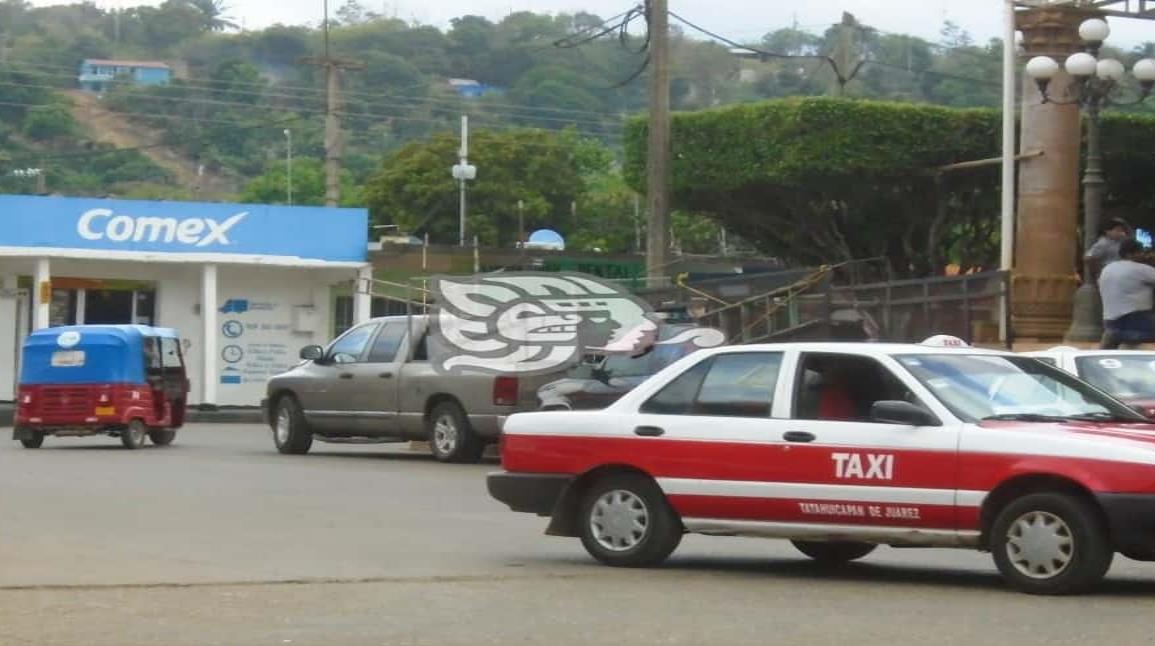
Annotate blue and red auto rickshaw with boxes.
[13,325,189,450]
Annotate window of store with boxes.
[48,287,156,327]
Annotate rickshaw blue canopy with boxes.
[19,325,181,386]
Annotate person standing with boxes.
[1099,239,1155,350]
[1085,218,1131,281]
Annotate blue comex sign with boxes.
[0,195,368,262]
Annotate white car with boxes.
[1022,347,1155,417]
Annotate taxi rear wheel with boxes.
[792,541,877,563]
[273,396,313,455]
[121,419,148,450]
[578,473,682,567]
[990,492,1113,595]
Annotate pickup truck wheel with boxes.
[273,396,313,455]
[121,419,148,450]
[428,401,484,464]
[791,541,876,563]
[990,492,1113,595]
[148,429,177,446]
[18,429,44,449]
[578,473,682,568]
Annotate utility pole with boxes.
[645,0,671,288]
[826,12,863,95]
[36,159,46,195]
[517,199,525,248]
[300,0,362,207]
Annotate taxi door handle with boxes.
[634,426,665,437]
[339,373,355,380]
[783,431,816,443]
[378,372,394,379]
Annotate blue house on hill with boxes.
[78,59,171,92]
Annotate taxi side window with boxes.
[794,353,925,423]
[641,352,783,418]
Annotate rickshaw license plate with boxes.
[95,406,115,416]
[51,350,86,367]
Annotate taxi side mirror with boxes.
[300,345,324,362]
[871,400,936,427]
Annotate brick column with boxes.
[1011,8,1093,341]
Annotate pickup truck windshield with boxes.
[895,354,1143,423]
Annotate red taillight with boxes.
[20,393,32,405]
[493,376,519,407]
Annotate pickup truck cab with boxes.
[265,315,557,463]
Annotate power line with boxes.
[0,75,626,130]
[0,99,619,166]
[0,59,626,120]
[667,11,1003,91]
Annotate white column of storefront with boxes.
[353,265,373,325]
[32,258,50,330]
[201,264,218,407]
[0,275,19,400]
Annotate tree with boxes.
[240,157,362,207]
[23,104,75,140]
[364,129,607,246]
[185,0,237,32]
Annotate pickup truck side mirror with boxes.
[299,345,325,362]
[871,400,936,427]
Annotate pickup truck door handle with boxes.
[634,426,665,437]
[783,431,816,443]
[378,372,394,379]
[338,373,354,380]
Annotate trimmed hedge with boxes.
[624,97,1155,274]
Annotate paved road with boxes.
[3,425,1155,646]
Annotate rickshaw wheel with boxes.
[19,431,44,449]
[121,419,148,450]
[149,429,177,446]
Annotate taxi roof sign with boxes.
[921,334,969,348]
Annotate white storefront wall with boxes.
[0,257,361,406]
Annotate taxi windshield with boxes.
[895,353,1142,423]
[1074,354,1155,401]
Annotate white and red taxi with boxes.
[1023,347,1155,418]
[488,339,1155,595]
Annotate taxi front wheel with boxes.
[990,492,1113,595]
[578,473,682,568]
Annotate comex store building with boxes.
[0,194,372,407]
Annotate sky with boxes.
[30,0,1155,46]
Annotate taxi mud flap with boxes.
[12,427,35,441]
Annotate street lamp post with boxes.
[451,115,477,247]
[1025,18,1155,343]
[283,128,293,205]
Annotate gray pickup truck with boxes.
[263,315,558,463]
